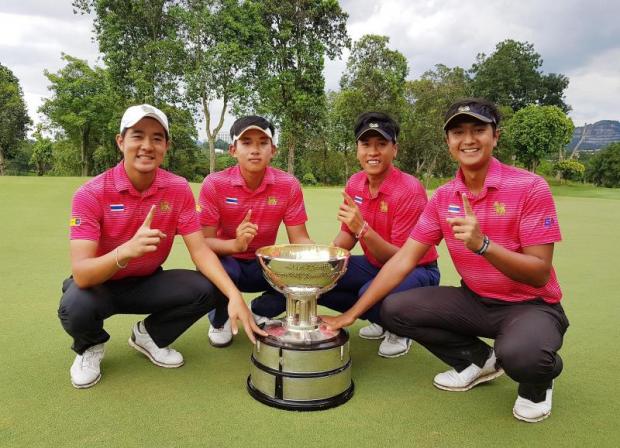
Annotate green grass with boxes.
[1,177,619,447]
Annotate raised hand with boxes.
[121,205,167,260]
[446,194,484,252]
[337,192,365,235]
[234,209,258,252]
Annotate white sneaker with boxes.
[359,323,385,339]
[70,343,105,389]
[128,321,184,368]
[513,386,553,423]
[252,312,277,327]
[433,350,504,392]
[208,319,233,347]
[378,332,412,358]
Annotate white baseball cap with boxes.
[120,104,170,137]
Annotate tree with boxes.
[30,125,54,176]
[0,63,31,175]
[40,54,120,176]
[256,0,349,174]
[176,0,267,173]
[586,142,620,188]
[399,64,470,180]
[73,0,185,104]
[554,159,585,183]
[503,105,574,172]
[327,35,407,180]
[470,39,570,113]
[339,34,408,117]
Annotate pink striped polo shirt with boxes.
[411,157,563,303]
[199,165,308,260]
[341,166,438,268]
[70,162,201,280]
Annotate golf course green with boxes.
[1,176,618,447]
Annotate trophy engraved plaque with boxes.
[247,244,354,410]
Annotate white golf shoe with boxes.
[378,332,412,358]
[208,319,233,347]
[433,350,504,392]
[128,321,184,367]
[70,343,105,389]
[513,385,553,423]
[359,323,386,339]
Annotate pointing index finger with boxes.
[242,209,252,223]
[142,205,156,228]
[341,191,356,207]
[462,194,474,217]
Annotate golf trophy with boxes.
[247,244,354,411]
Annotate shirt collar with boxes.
[454,157,502,196]
[362,165,398,198]
[112,161,166,197]
[230,165,275,192]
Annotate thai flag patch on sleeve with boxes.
[225,197,239,205]
[354,195,363,205]
[448,204,461,214]
[110,204,125,212]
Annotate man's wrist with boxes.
[355,221,370,240]
[474,235,490,255]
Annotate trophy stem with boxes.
[285,293,319,331]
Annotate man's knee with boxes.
[380,292,419,334]
[181,271,221,312]
[58,286,102,333]
[496,339,562,382]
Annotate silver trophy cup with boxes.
[247,244,355,411]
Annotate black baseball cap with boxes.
[354,112,399,143]
[443,102,498,130]
[230,115,275,143]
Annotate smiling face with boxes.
[116,117,169,188]
[230,128,276,176]
[445,120,499,172]
[356,132,398,182]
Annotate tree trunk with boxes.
[287,139,295,175]
[202,95,227,174]
[209,138,216,173]
[0,147,5,176]
[81,130,88,177]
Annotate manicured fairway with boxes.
[1,176,619,447]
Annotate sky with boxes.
[1,0,618,138]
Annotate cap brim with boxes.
[443,112,494,130]
[356,127,395,142]
[233,125,273,142]
[123,113,169,135]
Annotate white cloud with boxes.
[1,0,619,135]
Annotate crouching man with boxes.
[58,104,265,388]
[323,98,569,423]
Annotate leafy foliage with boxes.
[503,105,574,171]
[554,159,585,182]
[0,63,31,175]
[586,142,620,187]
[255,0,349,174]
[470,39,570,113]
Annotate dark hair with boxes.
[444,98,501,132]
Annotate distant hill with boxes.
[567,120,620,152]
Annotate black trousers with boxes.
[381,284,569,402]
[58,269,225,354]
